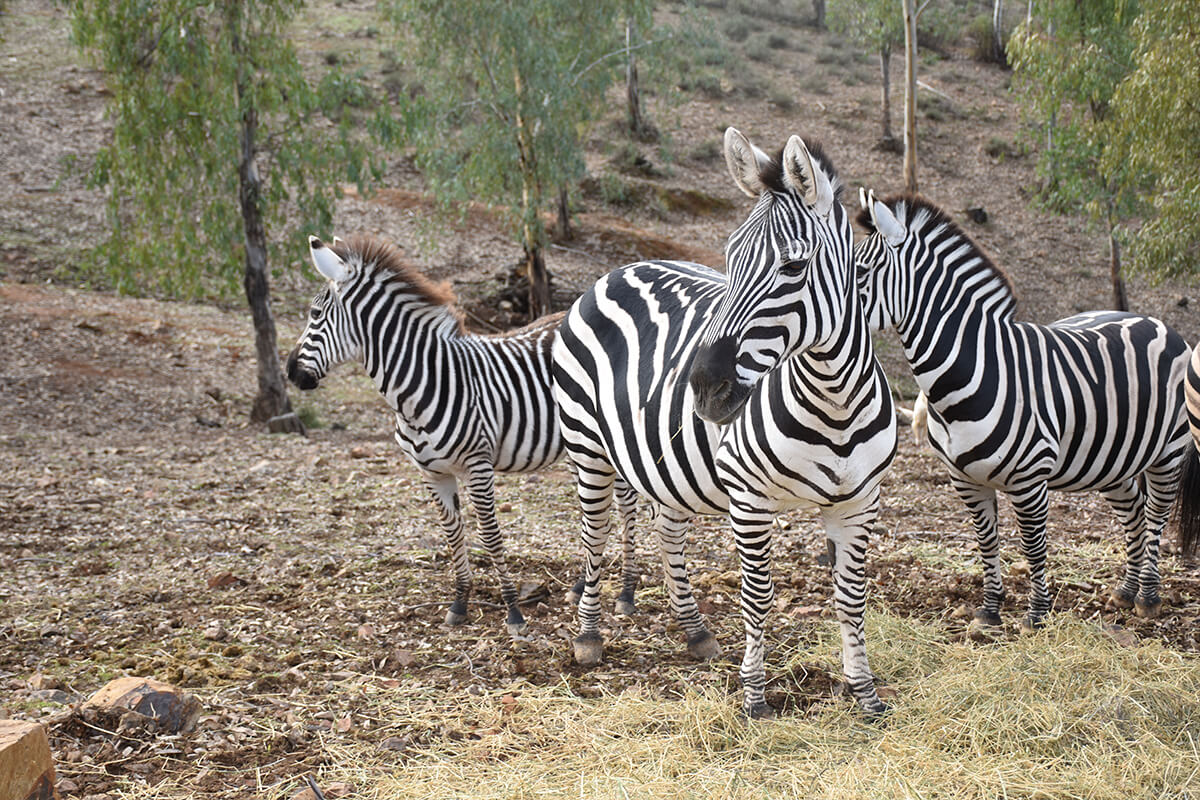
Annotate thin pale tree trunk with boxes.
[902,0,919,193]
[229,6,296,427]
[626,20,646,139]
[557,184,572,241]
[514,68,551,318]
[1107,206,1128,312]
[879,47,894,144]
[992,0,1004,62]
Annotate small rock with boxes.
[1103,623,1138,648]
[392,649,415,668]
[30,689,70,704]
[356,624,376,640]
[380,736,409,752]
[59,777,79,793]
[1009,561,1030,576]
[29,674,64,691]
[268,413,306,435]
[0,720,57,800]
[949,603,974,620]
[202,621,227,641]
[289,789,320,800]
[498,502,513,513]
[349,445,373,459]
[81,677,201,734]
[207,571,241,590]
[325,782,354,798]
[789,605,824,619]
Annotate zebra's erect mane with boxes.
[758,139,845,203]
[331,234,461,312]
[856,194,1018,305]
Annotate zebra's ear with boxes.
[782,135,834,217]
[309,236,349,283]
[724,127,772,198]
[868,193,906,246]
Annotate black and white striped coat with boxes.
[554,130,897,717]
[855,192,1196,626]
[286,234,637,634]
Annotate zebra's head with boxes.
[853,189,910,332]
[285,236,362,391]
[688,127,851,425]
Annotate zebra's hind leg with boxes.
[613,477,641,616]
[572,465,617,666]
[1010,483,1052,630]
[951,479,1004,629]
[822,497,886,717]
[424,473,472,627]
[653,505,719,662]
[1100,478,1147,613]
[463,462,527,636]
[1135,460,1185,618]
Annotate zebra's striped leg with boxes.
[463,462,526,636]
[1100,478,1147,612]
[951,479,1004,627]
[424,473,472,627]
[1010,483,1052,630]
[653,505,719,661]
[614,478,640,617]
[1135,462,1183,618]
[572,466,616,666]
[729,499,776,719]
[822,500,886,717]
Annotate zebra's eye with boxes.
[780,258,808,275]
[309,307,321,321]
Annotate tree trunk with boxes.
[626,20,646,139]
[812,0,826,30]
[557,184,572,241]
[229,6,296,427]
[1108,217,1128,312]
[902,0,919,193]
[514,68,551,318]
[879,47,895,145]
[992,0,1005,62]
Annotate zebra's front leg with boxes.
[1010,482,1052,630]
[613,477,641,616]
[463,462,526,636]
[730,500,776,719]
[424,473,472,627]
[822,500,886,717]
[572,467,615,666]
[1100,478,1148,614]
[951,479,1004,628]
[654,505,719,661]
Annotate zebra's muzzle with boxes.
[285,348,321,391]
[689,336,753,425]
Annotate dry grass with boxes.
[178,612,1200,800]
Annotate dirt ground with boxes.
[2,1,1199,798]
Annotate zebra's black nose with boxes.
[689,336,751,425]
[285,348,319,390]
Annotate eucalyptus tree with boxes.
[69,0,393,424]
[386,0,644,318]
[828,0,905,149]
[1009,0,1142,310]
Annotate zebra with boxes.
[553,128,897,718]
[285,234,641,636]
[854,190,1199,630]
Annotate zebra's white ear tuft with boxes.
[870,198,906,246]
[782,135,833,217]
[332,235,346,247]
[310,235,349,283]
[724,127,772,198]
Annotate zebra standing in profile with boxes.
[854,191,1198,630]
[286,234,640,635]
[554,129,897,718]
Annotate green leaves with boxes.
[67,0,389,300]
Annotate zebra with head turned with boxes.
[286,234,641,636]
[554,128,897,718]
[854,191,1199,631]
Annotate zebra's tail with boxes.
[1176,450,1200,557]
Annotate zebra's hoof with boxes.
[1134,598,1162,619]
[860,697,889,721]
[505,609,528,637]
[614,598,637,617]
[743,702,776,721]
[1019,613,1047,632]
[686,630,722,661]
[1109,589,1136,610]
[972,607,1003,627]
[967,618,1000,642]
[445,608,468,626]
[573,633,604,667]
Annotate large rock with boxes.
[80,677,200,734]
[0,720,59,800]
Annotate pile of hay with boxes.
[321,612,1199,799]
